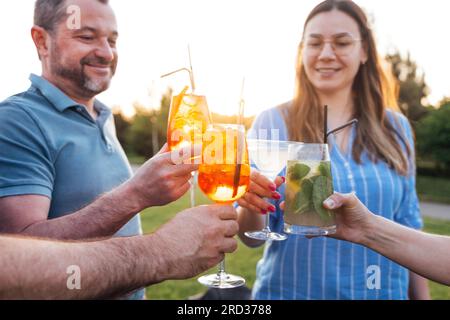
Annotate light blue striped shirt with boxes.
[247,103,423,300]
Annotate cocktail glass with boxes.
[244,139,301,241]
[284,143,336,236]
[167,88,212,207]
[197,124,250,288]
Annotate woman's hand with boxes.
[280,192,375,243]
[322,192,374,243]
[237,170,284,215]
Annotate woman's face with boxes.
[302,10,367,95]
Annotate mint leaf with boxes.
[318,161,332,178]
[288,163,310,185]
[292,178,313,214]
[312,176,334,221]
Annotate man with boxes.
[0,205,239,299]
[322,193,450,287]
[0,0,218,299]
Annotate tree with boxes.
[125,89,172,159]
[385,51,429,123]
[112,108,132,153]
[155,88,172,145]
[416,101,450,173]
[126,102,155,158]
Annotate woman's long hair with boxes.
[283,0,410,175]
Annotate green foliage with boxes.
[113,89,172,160]
[113,111,132,153]
[384,51,450,177]
[126,104,155,158]
[385,51,429,123]
[417,174,450,205]
[113,88,255,161]
[416,102,450,172]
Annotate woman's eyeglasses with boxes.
[303,34,363,56]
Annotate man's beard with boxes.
[50,45,117,97]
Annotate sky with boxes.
[0,0,449,117]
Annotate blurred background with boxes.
[0,0,449,299]
[0,0,448,171]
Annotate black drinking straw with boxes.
[327,119,358,138]
[232,145,242,198]
[323,105,358,142]
[324,105,328,143]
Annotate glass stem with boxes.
[189,173,196,208]
[264,211,271,232]
[263,198,271,233]
[218,259,226,279]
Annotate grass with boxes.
[422,217,450,299]
[141,189,264,300]
[127,153,147,166]
[417,175,450,204]
[141,187,450,300]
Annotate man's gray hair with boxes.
[34,0,109,33]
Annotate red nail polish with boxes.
[269,205,276,213]
[269,184,277,192]
[272,193,281,200]
[281,176,286,183]
[261,209,267,215]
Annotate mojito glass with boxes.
[284,143,336,236]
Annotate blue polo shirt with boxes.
[0,74,144,298]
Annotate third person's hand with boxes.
[280,192,374,242]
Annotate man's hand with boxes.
[150,205,239,280]
[322,192,374,243]
[125,144,200,211]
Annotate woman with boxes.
[237,0,430,299]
